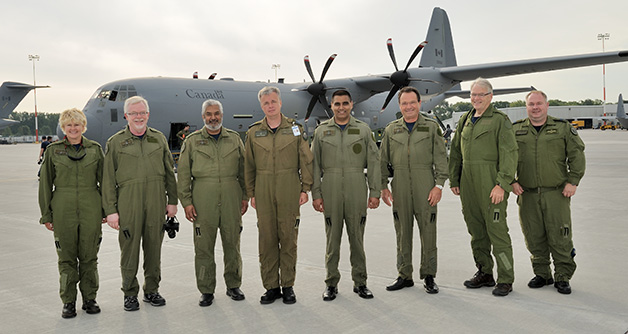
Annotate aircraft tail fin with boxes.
[617,94,626,119]
[0,81,48,119]
[419,7,457,68]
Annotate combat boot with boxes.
[464,270,496,288]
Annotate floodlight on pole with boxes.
[28,54,40,142]
[597,33,610,104]
[271,64,281,83]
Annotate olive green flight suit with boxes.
[311,116,381,287]
[380,115,448,280]
[102,126,178,296]
[244,115,313,290]
[449,105,518,284]
[177,127,247,294]
[38,136,104,303]
[513,116,585,282]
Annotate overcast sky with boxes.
[3,0,628,114]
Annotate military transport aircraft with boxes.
[0,81,50,130]
[68,7,627,149]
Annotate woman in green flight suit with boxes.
[38,108,105,319]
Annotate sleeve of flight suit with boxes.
[432,125,449,187]
[162,135,178,205]
[379,126,391,189]
[244,130,256,198]
[298,126,314,193]
[177,139,193,208]
[310,128,323,200]
[365,128,381,198]
[565,124,586,186]
[38,145,56,224]
[237,135,248,201]
[495,114,518,193]
[448,112,467,188]
[102,139,118,216]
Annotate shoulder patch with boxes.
[570,127,578,135]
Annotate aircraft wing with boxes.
[445,86,535,99]
[440,51,628,82]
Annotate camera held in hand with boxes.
[163,216,180,239]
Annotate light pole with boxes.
[597,33,610,104]
[28,54,40,142]
[271,64,281,83]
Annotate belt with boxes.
[523,185,562,194]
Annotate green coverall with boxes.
[177,127,247,294]
[380,115,448,280]
[38,136,104,303]
[449,105,518,284]
[513,116,585,282]
[311,116,381,287]
[244,115,313,290]
[102,126,178,296]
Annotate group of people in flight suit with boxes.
[38,77,585,319]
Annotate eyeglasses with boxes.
[127,111,148,117]
[470,92,492,98]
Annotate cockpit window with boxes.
[92,85,138,102]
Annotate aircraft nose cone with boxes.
[83,111,103,145]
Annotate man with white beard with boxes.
[177,99,249,307]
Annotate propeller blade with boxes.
[208,73,217,80]
[317,94,332,118]
[387,38,399,71]
[304,55,316,83]
[305,95,318,120]
[404,41,428,72]
[381,86,400,112]
[319,54,337,83]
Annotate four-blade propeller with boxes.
[381,38,428,111]
[294,54,345,120]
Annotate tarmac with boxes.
[0,129,627,333]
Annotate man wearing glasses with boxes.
[102,96,178,311]
[449,78,518,297]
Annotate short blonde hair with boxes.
[59,108,87,134]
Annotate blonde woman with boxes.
[38,108,105,318]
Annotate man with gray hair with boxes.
[448,78,518,297]
[244,86,313,305]
[102,96,178,311]
[177,99,248,306]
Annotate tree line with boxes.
[1,112,60,137]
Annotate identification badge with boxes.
[292,125,301,136]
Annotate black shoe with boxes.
[386,277,414,291]
[322,286,338,301]
[260,288,282,305]
[143,292,166,306]
[226,288,245,301]
[124,296,140,311]
[199,293,214,307]
[528,275,554,288]
[424,275,439,294]
[282,287,297,304]
[492,283,513,296]
[353,285,374,299]
[82,299,101,314]
[62,302,77,319]
[464,271,496,288]
[554,281,572,294]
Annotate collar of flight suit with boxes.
[327,115,360,129]
[259,114,293,131]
